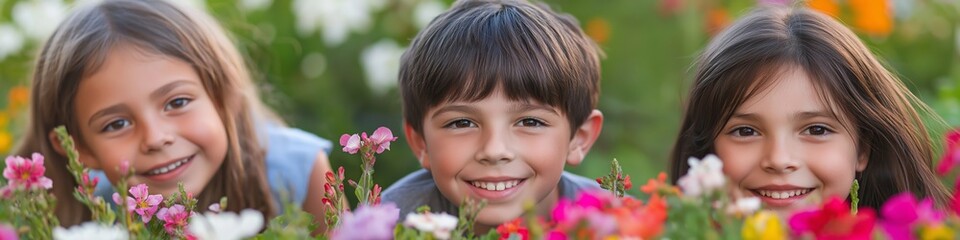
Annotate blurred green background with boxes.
[0,0,957,201]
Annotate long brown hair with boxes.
[669,6,951,210]
[14,0,275,225]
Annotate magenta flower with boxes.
[112,183,163,223]
[367,126,398,154]
[0,223,16,240]
[789,197,876,240]
[936,129,960,175]
[3,153,53,190]
[158,204,191,235]
[880,193,945,240]
[330,203,400,240]
[339,133,361,154]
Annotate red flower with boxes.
[496,218,529,240]
[789,197,876,240]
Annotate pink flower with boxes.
[158,204,191,235]
[339,134,361,154]
[112,184,163,223]
[3,153,53,190]
[789,197,876,240]
[880,193,945,240]
[330,203,400,240]
[208,203,221,213]
[936,129,960,175]
[0,223,17,240]
[367,126,398,154]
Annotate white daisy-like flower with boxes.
[188,209,264,240]
[12,0,67,41]
[53,222,128,240]
[361,39,405,95]
[0,24,25,61]
[403,212,459,240]
[413,0,447,29]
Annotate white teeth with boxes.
[146,158,190,175]
[758,189,811,199]
[471,180,520,192]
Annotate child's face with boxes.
[407,90,591,227]
[71,45,228,196]
[714,67,867,214]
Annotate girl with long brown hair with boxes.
[670,6,951,213]
[14,0,333,228]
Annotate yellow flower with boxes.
[807,0,840,19]
[742,211,786,240]
[0,131,11,154]
[920,224,954,240]
[850,0,893,36]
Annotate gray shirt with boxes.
[381,169,601,220]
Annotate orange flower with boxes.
[707,8,730,36]
[7,86,29,110]
[616,195,668,238]
[641,172,679,195]
[586,18,611,45]
[850,0,893,36]
[807,0,840,18]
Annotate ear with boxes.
[856,148,869,172]
[49,130,101,169]
[566,110,604,166]
[404,122,430,170]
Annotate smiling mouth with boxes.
[752,188,814,199]
[143,155,193,176]
[469,180,523,191]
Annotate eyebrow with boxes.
[431,105,479,119]
[429,102,560,119]
[511,103,559,115]
[730,111,837,122]
[150,80,196,101]
[794,111,837,121]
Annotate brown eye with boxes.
[805,125,832,136]
[445,119,476,129]
[164,97,191,111]
[517,118,545,127]
[732,127,757,137]
[102,119,131,132]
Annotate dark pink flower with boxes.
[367,127,398,154]
[339,134,361,154]
[113,183,163,223]
[3,153,53,190]
[158,204,191,235]
[880,193,944,240]
[936,129,960,175]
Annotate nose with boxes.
[140,116,174,153]
[474,127,515,165]
[761,136,800,174]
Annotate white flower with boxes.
[677,154,726,196]
[188,209,264,240]
[12,0,67,41]
[726,197,762,216]
[413,0,447,29]
[0,24,25,61]
[240,0,272,12]
[292,0,386,46]
[361,39,405,95]
[53,222,128,240]
[403,212,459,240]
[165,0,206,11]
